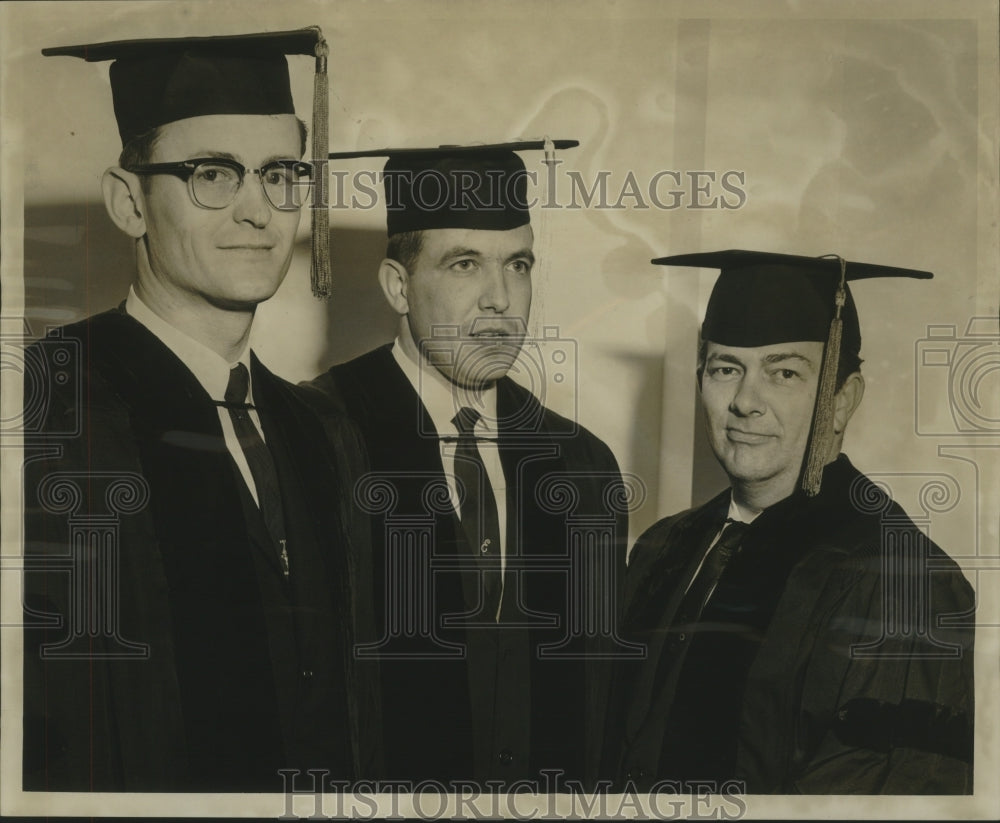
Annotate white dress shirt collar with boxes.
[125,286,253,402]
[727,493,763,525]
[391,338,498,439]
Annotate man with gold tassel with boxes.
[605,250,974,793]
[22,28,379,791]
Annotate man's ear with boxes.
[102,167,147,239]
[378,258,410,316]
[833,371,865,434]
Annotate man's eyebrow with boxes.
[761,352,816,366]
[439,247,484,263]
[507,248,536,266]
[192,151,299,166]
[196,150,240,162]
[706,352,745,366]
[261,153,303,166]
[436,246,537,266]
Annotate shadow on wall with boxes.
[604,350,664,537]
[315,226,398,369]
[23,203,134,338]
[615,349,729,534]
[691,398,728,508]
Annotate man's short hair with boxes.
[118,116,309,189]
[696,335,862,391]
[386,230,425,273]
[118,127,162,192]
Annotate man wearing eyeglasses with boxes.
[22,29,379,792]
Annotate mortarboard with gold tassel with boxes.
[651,249,933,496]
[43,27,333,298]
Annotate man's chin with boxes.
[441,368,506,391]
[207,296,268,313]
[206,283,284,312]
[458,358,518,388]
[720,453,803,499]
[715,445,774,483]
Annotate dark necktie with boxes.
[451,406,502,619]
[225,363,288,577]
[680,518,748,624]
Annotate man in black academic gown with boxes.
[606,251,974,794]
[22,28,378,791]
[305,144,631,788]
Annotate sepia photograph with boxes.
[1,0,997,819]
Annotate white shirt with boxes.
[391,339,508,575]
[125,287,265,506]
[684,493,763,596]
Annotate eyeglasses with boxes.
[126,157,315,211]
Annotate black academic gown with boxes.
[606,454,974,794]
[304,344,629,788]
[22,308,380,792]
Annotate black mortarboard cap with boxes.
[328,140,579,235]
[652,249,932,350]
[653,249,933,495]
[43,29,323,146]
[44,28,335,298]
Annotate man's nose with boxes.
[231,171,272,228]
[478,265,510,313]
[729,372,766,416]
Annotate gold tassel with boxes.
[801,257,846,496]
[310,29,331,299]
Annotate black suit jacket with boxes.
[22,309,379,791]
[304,344,629,787]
